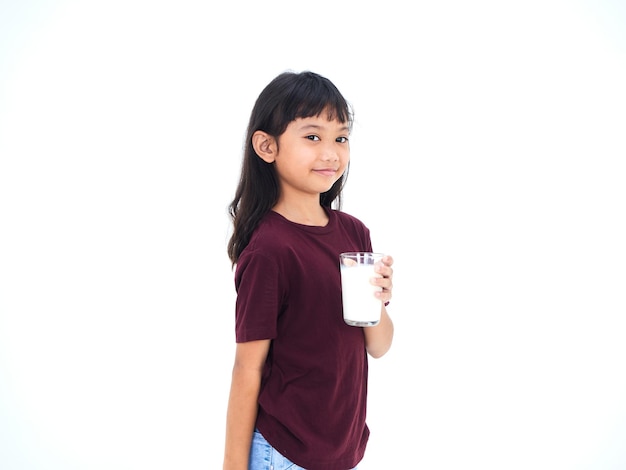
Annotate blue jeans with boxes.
[249,429,358,470]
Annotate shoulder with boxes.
[248,212,293,248]
[239,212,299,262]
[331,209,370,234]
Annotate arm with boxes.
[364,255,395,358]
[223,339,271,470]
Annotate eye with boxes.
[336,136,349,143]
[306,135,320,141]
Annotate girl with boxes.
[223,71,394,470]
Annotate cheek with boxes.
[341,152,350,167]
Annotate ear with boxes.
[252,131,277,163]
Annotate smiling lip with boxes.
[313,169,338,177]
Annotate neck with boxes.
[272,199,328,226]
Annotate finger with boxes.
[372,277,392,291]
[375,265,393,282]
[375,289,392,302]
[375,262,391,276]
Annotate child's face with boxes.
[274,113,350,199]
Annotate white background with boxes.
[1,1,625,469]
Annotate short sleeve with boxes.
[234,250,282,343]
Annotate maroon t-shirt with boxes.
[234,208,374,470]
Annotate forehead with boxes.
[290,115,350,133]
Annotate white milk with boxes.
[340,263,382,327]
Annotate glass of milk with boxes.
[339,252,384,327]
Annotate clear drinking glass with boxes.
[339,252,384,327]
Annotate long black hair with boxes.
[227,71,353,266]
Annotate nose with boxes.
[321,142,340,162]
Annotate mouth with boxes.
[313,168,338,177]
